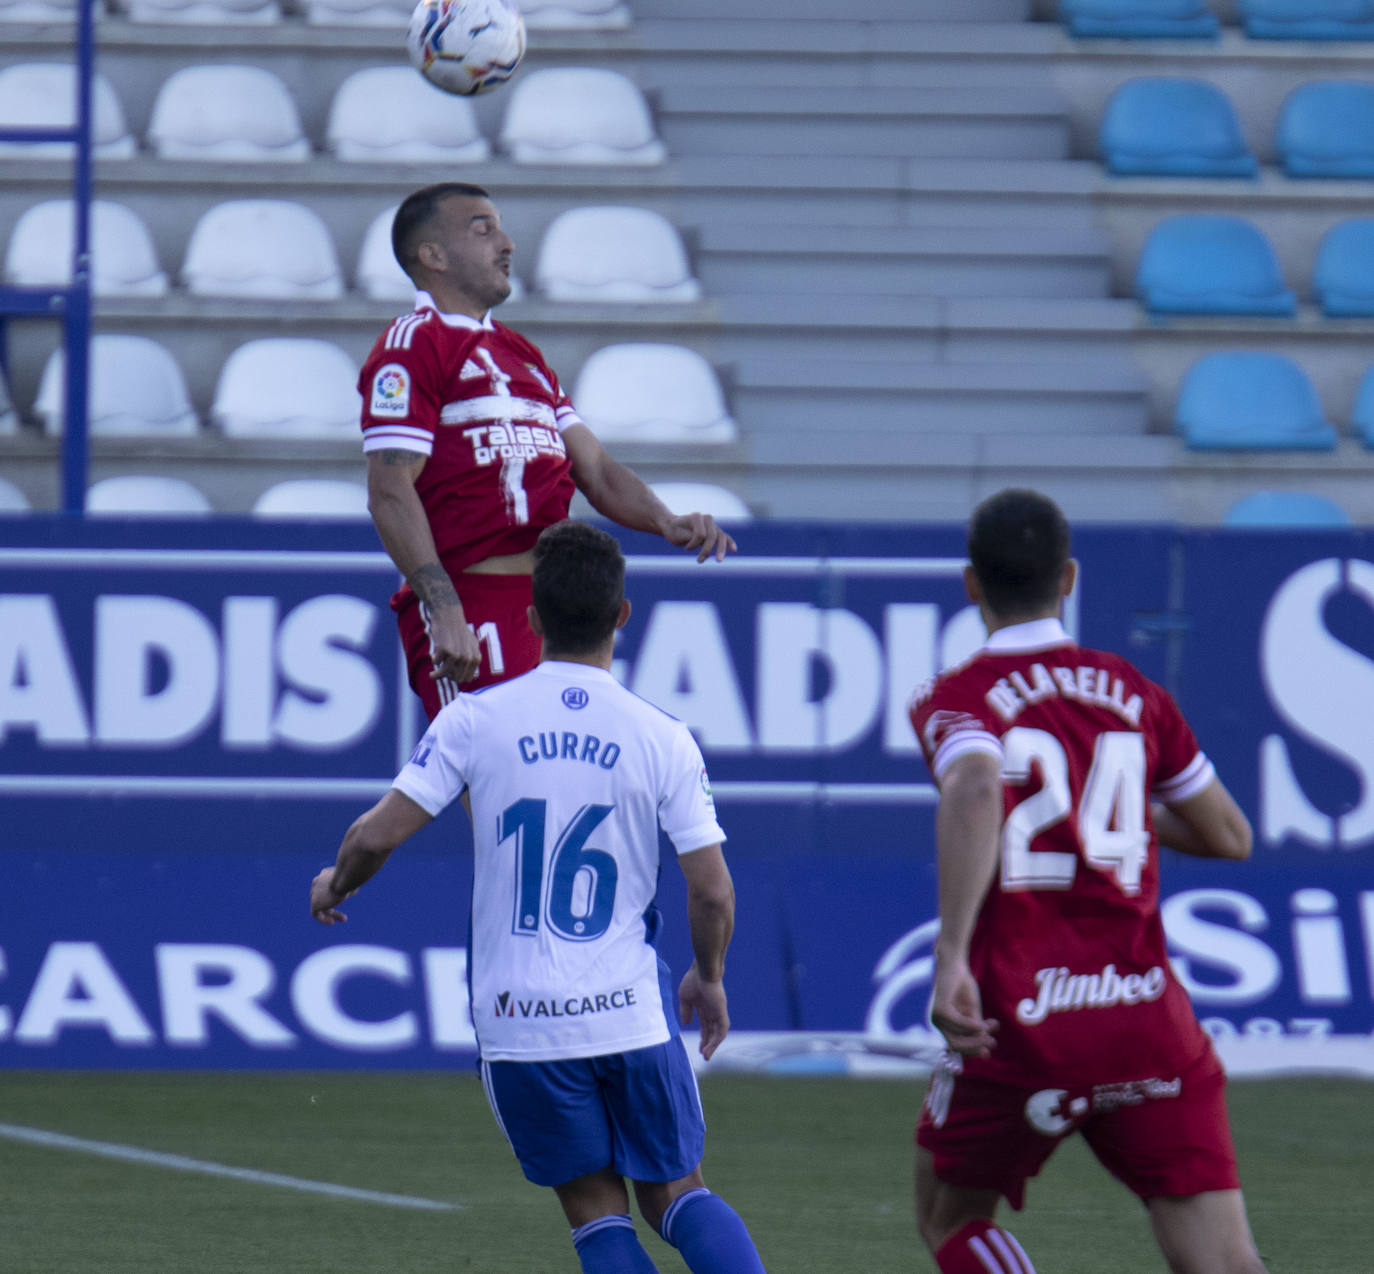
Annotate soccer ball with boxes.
[407,0,526,97]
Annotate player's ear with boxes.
[615,599,631,630]
[963,563,982,605]
[1062,559,1078,599]
[416,239,445,272]
[526,605,544,636]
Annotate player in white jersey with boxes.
[310,520,767,1274]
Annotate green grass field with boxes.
[0,1072,1367,1273]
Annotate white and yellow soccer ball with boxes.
[406,0,526,97]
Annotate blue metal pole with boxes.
[60,0,96,517]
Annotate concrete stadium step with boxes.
[655,85,1069,160]
[697,225,1113,299]
[629,0,1030,20]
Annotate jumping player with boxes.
[310,520,766,1274]
[908,489,1267,1274]
[359,181,737,720]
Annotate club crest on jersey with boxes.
[370,363,410,418]
[562,687,589,710]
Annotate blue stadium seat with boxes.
[1135,216,1295,315]
[1313,219,1374,316]
[1099,79,1257,177]
[1224,491,1352,526]
[1349,362,1374,446]
[1277,81,1374,178]
[1241,0,1374,40]
[1175,353,1337,450]
[1062,0,1218,38]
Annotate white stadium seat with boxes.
[0,64,133,159]
[212,339,361,438]
[87,476,213,516]
[0,477,29,512]
[303,0,408,24]
[537,206,700,302]
[500,68,666,166]
[253,479,370,519]
[355,205,525,303]
[521,0,630,29]
[649,482,752,521]
[327,68,490,162]
[574,344,737,443]
[148,66,309,161]
[35,336,198,437]
[182,200,343,299]
[5,200,168,297]
[126,0,279,22]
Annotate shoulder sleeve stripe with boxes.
[931,730,1003,780]
[555,407,585,433]
[362,429,432,455]
[1153,751,1215,803]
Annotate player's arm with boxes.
[562,424,737,564]
[365,448,481,683]
[676,844,735,1060]
[1153,779,1252,861]
[931,751,1003,1057]
[310,788,434,925]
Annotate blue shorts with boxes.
[480,1037,706,1188]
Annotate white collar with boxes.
[533,660,616,683]
[414,290,493,331]
[983,617,1073,653]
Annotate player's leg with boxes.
[635,1171,765,1274]
[480,1058,660,1274]
[1147,1190,1267,1274]
[916,1148,1036,1274]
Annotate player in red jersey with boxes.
[359,182,737,719]
[908,490,1267,1274]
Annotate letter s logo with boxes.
[1259,559,1374,850]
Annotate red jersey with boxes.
[358,293,579,575]
[909,618,1219,1088]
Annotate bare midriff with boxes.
[463,548,536,575]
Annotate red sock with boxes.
[935,1219,1036,1274]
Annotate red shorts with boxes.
[916,1048,1240,1210]
[393,573,542,721]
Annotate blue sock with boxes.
[658,1188,766,1273]
[571,1214,660,1274]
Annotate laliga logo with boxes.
[1259,558,1374,850]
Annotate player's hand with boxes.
[678,963,730,1060]
[428,607,483,684]
[310,867,351,925]
[929,954,998,1059]
[664,513,737,564]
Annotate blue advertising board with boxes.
[0,518,1370,1071]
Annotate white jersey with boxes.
[391,660,725,1062]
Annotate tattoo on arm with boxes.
[376,449,424,469]
[408,562,461,609]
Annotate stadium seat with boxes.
[1349,362,1374,446]
[0,64,134,159]
[1224,490,1352,526]
[649,482,752,521]
[574,344,737,443]
[1061,0,1218,38]
[327,68,490,162]
[1134,216,1294,316]
[536,207,701,302]
[87,476,213,516]
[0,476,28,512]
[182,200,343,299]
[1175,353,1337,450]
[1313,219,1374,316]
[35,336,198,437]
[303,0,408,23]
[5,200,168,297]
[1240,0,1374,39]
[212,339,361,438]
[148,66,309,161]
[253,479,370,518]
[1099,78,1256,177]
[1277,81,1374,178]
[126,0,279,22]
[521,0,631,27]
[500,68,667,165]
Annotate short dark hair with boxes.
[968,488,1071,617]
[391,182,492,279]
[532,521,626,655]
